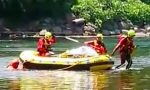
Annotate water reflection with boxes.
[8,79,20,90]
[1,66,150,90]
[115,71,135,90]
[91,71,109,90]
[4,71,110,90]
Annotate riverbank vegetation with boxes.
[0,0,149,32]
[72,0,150,30]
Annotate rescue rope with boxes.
[57,61,81,70]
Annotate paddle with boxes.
[65,37,80,43]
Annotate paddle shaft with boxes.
[65,37,80,43]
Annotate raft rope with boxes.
[57,61,82,70]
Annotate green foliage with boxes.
[72,0,150,31]
[72,0,105,31]
[123,0,150,24]
[0,0,149,30]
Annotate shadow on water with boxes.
[0,37,150,90]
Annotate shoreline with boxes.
[134,32,150,37]
[31,32,150,38]
[0,32,149,39]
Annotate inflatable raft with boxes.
[19,46,114,71]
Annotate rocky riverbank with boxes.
[0,31,149,39]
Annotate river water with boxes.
[0,37,150,90]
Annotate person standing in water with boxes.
[111,30,136,70]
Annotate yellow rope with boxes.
[57,61,81,70]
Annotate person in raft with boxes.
[84,33,107,55]
[111,29,136,70]
[37,31,56,56]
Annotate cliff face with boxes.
[0,14,95,36]
[0,15,84,37]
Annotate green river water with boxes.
[0,37,150,90]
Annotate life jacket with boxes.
[93,40,106,54]
[48,36,56,44]
[44,39,50,49]
[84,40,107,54]
[118,34,127,43]
[37,38,50,56]
[37,37,56,56]
[37,38,49,50]
[118,35,134,52]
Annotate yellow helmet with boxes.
[97,33,103,40]
[128,30,135,37]
[45,32,52,39]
